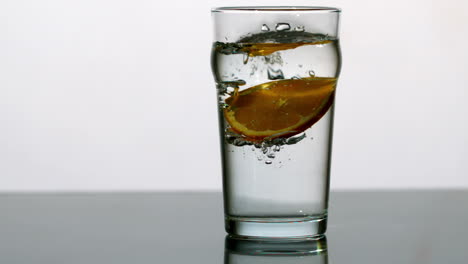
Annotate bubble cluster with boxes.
[225,130,307,165]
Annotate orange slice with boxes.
[224,77,336,141]
[241,40,332,57]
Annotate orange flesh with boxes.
[224,77,336,141]
[241,40,332,56]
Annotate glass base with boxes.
[225,215,327,239]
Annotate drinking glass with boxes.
[211,6,341,238]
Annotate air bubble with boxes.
[275,23,291,31]
[267,67,284,80]
[264,53,283,65]
[261,24,270,31]
[249,64,258,76]
[224,129,309,163]
[243,53,249,64]
[294,26,305,32]
[286,133,307,145]
[219,103,229,109]
[215,42,243,55]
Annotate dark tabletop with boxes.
[1,190,467,264]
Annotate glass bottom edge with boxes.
[225,215,327,239]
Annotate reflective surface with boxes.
[1,191,467,263]
[226,235,328,264]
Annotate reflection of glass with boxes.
[211,7,341,238]
[225,235,328,264]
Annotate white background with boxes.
[1,0,467,191]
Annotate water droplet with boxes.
[257,156,263,161]
[294,26,305,32]
[291,76,300,80]
[267,67,284,80]
[298,64,303,68]
[273,145,281,152]
[265,160,273,165]
[308,70,316,77]
[261,24,270,31]
[275,23,291,31]
[267,153,275,159]
[310,137,314,140]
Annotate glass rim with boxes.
[211,6,341,13]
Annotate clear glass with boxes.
[211,6,341,238]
